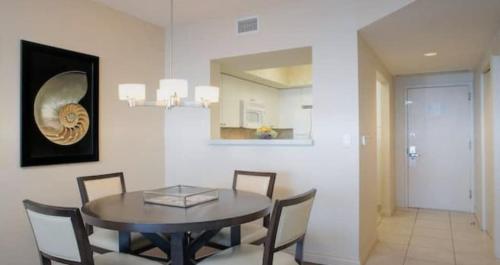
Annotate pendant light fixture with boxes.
[118,0,219,109]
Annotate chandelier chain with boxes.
[169,0,174,79]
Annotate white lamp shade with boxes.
[195,86,219,103]
[118,84,146,101]
[159,79,188,98]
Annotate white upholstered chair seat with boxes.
[94,252,164,265]
[198,244,297,265]
[90,228,152,252]
[209,223,268,246]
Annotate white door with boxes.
[407,85,473,212]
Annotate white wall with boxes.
[394,71,474,208]
[357,36,394,263]
[0,1,165,264]
[164,1,413,264]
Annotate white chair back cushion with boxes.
[84,177,123,201]
[274,197,314,248]
[26,209,81,262]
[235,175,270,196]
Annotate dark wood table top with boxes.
[81,189,272,233]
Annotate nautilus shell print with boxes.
[34,71,89,145]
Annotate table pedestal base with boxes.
[119,226,240,265]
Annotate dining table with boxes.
[81,188,272,265]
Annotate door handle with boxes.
[408,153,420,159]
[408,146,420,160]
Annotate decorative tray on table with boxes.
[143,185,219,208]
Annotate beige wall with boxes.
[357,36,394,263]
[483,69,494,236]
[0,0,165,264]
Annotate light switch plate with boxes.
[361,136,368,146]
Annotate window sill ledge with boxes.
[208,139,314,146]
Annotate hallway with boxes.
[366,208,498,265]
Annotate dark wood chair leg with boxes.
[295,237,305,264]
[40,255,51,265]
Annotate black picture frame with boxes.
[21,40,99,167]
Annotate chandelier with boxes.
[118,0,219,109]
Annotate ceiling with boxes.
[92,0,292,27]
[360,0,500,75]
[214,47,312,89]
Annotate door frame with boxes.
[396,77,475,211]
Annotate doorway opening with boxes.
[358,0,500,262]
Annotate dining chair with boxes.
[198,189,317,265]
[208,170,277,248]
[77,172,153,254]
[23,199,163,265]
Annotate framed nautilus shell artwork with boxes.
[21,41,99,167]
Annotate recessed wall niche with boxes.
[210,47,312,141]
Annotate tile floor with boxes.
[366,208,498,265]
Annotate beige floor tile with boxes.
[393,213,417,219]
[450,213,477,225]
[409,235,453,251]
[379,226,413,237]
[452,221,481,232]
[365,253,406,265]
[407,246,454,264]
[454,231,492,242]
[405,258,454,265]
[379,233,412,245]
[417,212,450,222]
[368,208,499,265]
[455,252,500,265]
[383,218,416,227]
[413,227,452,240]
[371,242,408,257]
[415,220,451,230]
[418,209,449,216]
[454,238,493,255]
[417,216,449,223]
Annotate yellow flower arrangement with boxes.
[256,126,278,139]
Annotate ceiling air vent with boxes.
[237,16,259,35]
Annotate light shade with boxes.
[159,79,188,99]
[118,84,146,101]
[195,86,219,103]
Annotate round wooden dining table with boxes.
[81,189,272,265]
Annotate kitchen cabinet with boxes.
[219,76,240,127]
[220,74,279,128]
[278,87,312,138]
